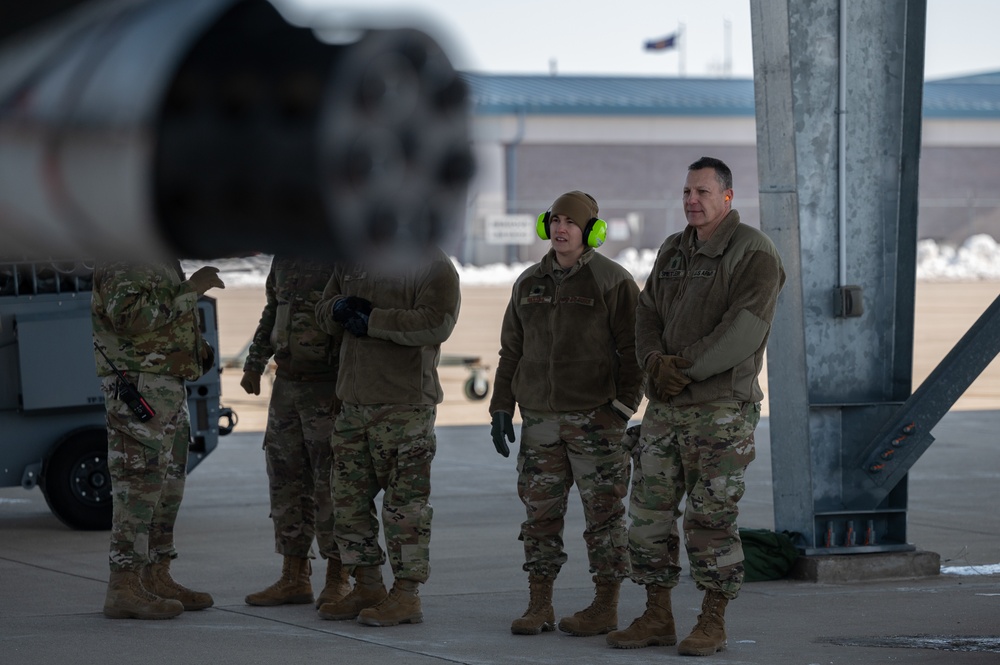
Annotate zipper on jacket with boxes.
[675,250,693,304]
[547,275,561,411]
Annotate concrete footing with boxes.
[791,550,941,583]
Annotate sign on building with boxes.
[485,214,535,245]
[608,219,631,241]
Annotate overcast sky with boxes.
[277,0,997,81]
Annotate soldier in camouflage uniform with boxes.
[313,247,460,626]
[608,157,785,655]
[241,257,347,609]
[92,260,224,619]
[488,191,643,637]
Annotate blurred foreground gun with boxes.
[0,0,474,261]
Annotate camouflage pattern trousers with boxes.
[332,402,436,583]
[628,401,760,599]
[102,373,190,572]
[262,377,340,560]
[517,406,631,580]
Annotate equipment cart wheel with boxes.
[463,372,489,401]
[41,428,112,530]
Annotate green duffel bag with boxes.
[739,528,801,582]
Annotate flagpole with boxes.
[678,22,685,77]
[724,18,732,77]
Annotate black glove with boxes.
[623,424,641,451]
[490,411,515,457]
[200,342,216,375]
[342,310,369,337]
[331,298,354,324]
[344,296,372,316]
[332,297,371,336]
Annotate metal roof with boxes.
[462,71,1000,119]
[922,71,1000,118]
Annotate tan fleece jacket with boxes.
[635,210,785,405]
[314,248,460,406]
[489,248,643,416]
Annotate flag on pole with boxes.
[644,32,678,51]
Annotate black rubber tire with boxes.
[463,375,489,401]
[41,428,112,530]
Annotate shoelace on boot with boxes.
[521,597,550,617]
[689,611,722,638]
[577,600,613,618]
[153,569,185,593]
[131,576,166,602]
[372,586,410,610]
[625,601,664,628]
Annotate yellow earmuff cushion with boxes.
[536,212,550,240]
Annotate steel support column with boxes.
[751,0,928,554]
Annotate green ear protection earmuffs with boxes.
[535,211,608,248]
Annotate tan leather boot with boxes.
[140,560,214,611]
[606,584,676,648]
[558,576,620,636]
[103,570,184,620]
[317,565,388,620]
[510,574,556,635]
[315,557,352,608]
[245,556,313,606]
[677,590,729,656]
[356,579,423,626]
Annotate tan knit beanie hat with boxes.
[550,191,599,230]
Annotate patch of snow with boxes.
[183,234,1000,288]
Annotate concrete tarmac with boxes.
[2,413,999,664]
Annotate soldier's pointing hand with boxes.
[188,266,225,295]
